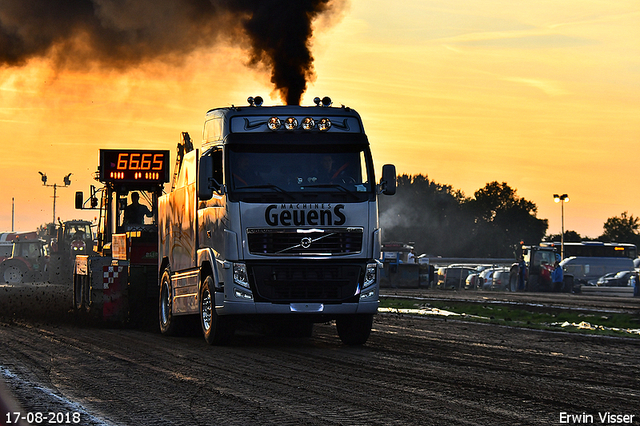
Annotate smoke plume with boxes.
[0,0,343,104]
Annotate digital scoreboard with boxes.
[99,149,170,183]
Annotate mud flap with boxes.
[102,262,129,322]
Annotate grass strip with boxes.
[379,296,640,338]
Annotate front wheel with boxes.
[200,275,234,345]
[2,262,27,284]
[73,272,85,311]
[508,269,518,292]
[336,314,373,345]
[159,268,182,336]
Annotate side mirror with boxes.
[380,164,396,195]
[75,191,84,209]
[198,153,213,201]
[198,151,224,200]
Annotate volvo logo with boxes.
[300,237,312,249]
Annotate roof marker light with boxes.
[284,117,298,130]
[301,117,315,130]
[318,118,332,131]
[268,116,281,131]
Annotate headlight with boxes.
[233,263,250,288]
[364,263,376,288]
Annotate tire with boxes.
[336,314,373,345]
[508,270,518,292]
[200,275,234,345]
[2,262,27,284]
[73,273,84,311]
[159,268,182,336]
[527,275,540,292]
[73,273,91,319]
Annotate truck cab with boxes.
[158,97,395,345]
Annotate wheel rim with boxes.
[201,288,212,332]
[160,280,171,326]
[4,266,23,284]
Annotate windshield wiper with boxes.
[302,184,360,200]
[238,184,295,200]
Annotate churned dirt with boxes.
[1,284,639,425]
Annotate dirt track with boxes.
[1,284,639,425]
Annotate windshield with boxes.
[65,223,92,241]
[117,190,157,231]
[0,244,12,257]
[532,249,556,267]
[227,144,374,203]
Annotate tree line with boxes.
[379,174,640,258]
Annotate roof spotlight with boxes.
[247,96,264,107]
[314,96,333,107]
[284,117,298,130]
[318,118,332,131]
[301,117,315,130]
[267,116,281,131]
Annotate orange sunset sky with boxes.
[1,0,639,240]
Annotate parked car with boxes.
[597,270,633,287]
[465,273,481,290]
[437,266,475,289]
[491,269,512,291]
[596,272,617,286]
[560,257,635,286]
[478,268,497,290]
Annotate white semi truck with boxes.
[158,96,396,345]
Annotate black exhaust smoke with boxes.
[0,0,343,105]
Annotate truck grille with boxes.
[249,263,363,303]
[247,228,363,256]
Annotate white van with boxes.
[560,256,634,286]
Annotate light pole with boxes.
[39,172,72,224]
[553,193,569,259]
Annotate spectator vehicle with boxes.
[478,268,497,290]
[437,266,475,290]
[560,257,634,287]
[597,270,633,287]
[491,269,512,291]
[465,273,481,290]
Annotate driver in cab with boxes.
[316,155,349,183]
[123,192,154,225]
